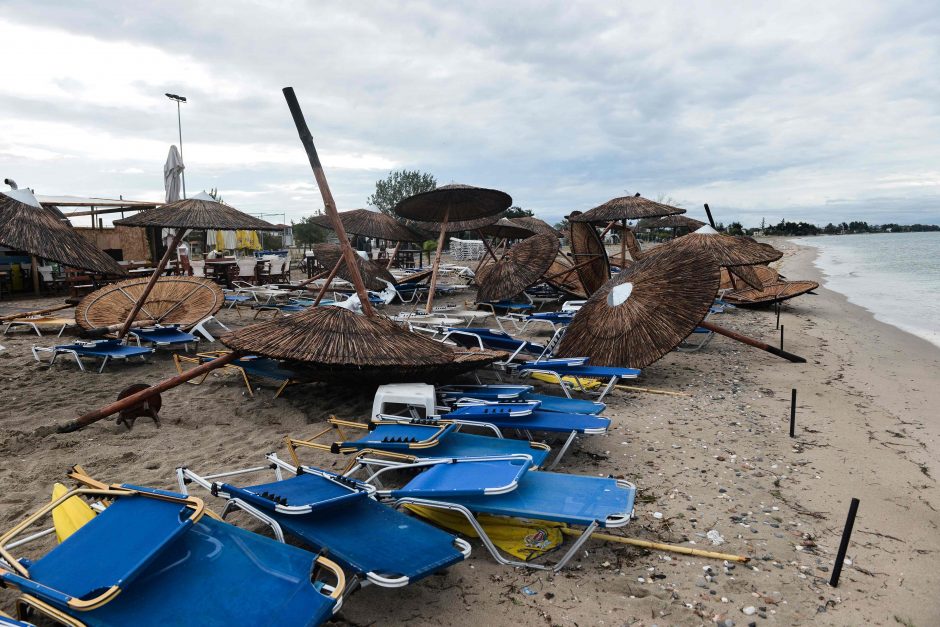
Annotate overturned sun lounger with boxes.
[0,476,344,626]
[177,459,470,590]
[31,339,153,373]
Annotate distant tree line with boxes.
[760,219,939,236]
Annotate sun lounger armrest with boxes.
[314,555,346,601]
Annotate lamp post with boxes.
[165,93,187,199]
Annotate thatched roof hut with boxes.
[114,194,279,231]
[0,188,125,275]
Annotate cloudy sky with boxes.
[2,1,939,227]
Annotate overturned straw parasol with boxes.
[723,280,819,307]
[556,248,720,368]
[111,192,279,339]
[567,211,610,296]
[75,276,224,330]
[0,187,126,287]
[509,216,559,237]
[542,253,588,298]
[473,218,537,275]
[656,225,782,289]
[394,183,511,312]
[476,233,560,302]
[313,243,396,291]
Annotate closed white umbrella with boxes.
[164,145,184,203]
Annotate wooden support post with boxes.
[30,256,41,295]
[117,227,184,339]
[61,351,243,432]
[0,303,73,322]
[425,208,450,314]
[282,87,374,316]
[313,256,344,306]
[699,320,806,363]
[385,240,403,270]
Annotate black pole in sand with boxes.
[789,388,797,437]
[780,325,785,350]
[830,498,860,587]
[775,301,781,329]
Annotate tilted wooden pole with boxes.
[699,321,806,363]
[312,255,344,306]
[282,87,374,316]
[425,208,450,314]
[60,350,243,432]
[117,227,185,339]
[543,256,602,282]
[0,303,73,322]
[559,528,749,563]
[385,240,403,270]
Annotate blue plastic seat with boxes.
[521,393,606,415]
[439,384,532,400]
[130,325,199,349]
[32,339,154,373]
[448,406,610,435]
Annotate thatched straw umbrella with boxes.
[655,225,782,289]
[509,216,559,237]
[75,276,224,331]
[111,192,279,338]
[1,187,126,292]
[394,183,511,312]
[475,233,560,302]
[570,194,686,270]
[556,248,720,368]
[313,243,396,291]
[723,279,819,307]
[473,218,537,275]
[310,208,423,270]
[567,211,610,296]
[542,253,588,298]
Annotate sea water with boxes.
[794,232,940,349]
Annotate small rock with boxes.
[695,577,707,588]
[653,512,664,520]
[742,606,757,616]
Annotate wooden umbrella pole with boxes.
[473,231,500,275]
[598,220,617,239]
[80,319,156,339]
[59,350,243,433]
[619,219,627,270]
[614,384,690,397]
[425,208,450,314]
[559,528,749,563]
[0,303,73,322]
[30,255,41,295]
[699,320,806,363]
[116,227,184,339]
[295,269,329,289]
[543,256,601,281]
[385,241,403,270]
[312,256,344,306]
[282,87,374,316]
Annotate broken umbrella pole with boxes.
[116,227,185,339]
[0,303,74,322]
[57,350,244,433]
[698,321,806,363]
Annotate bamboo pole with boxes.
[543,256,600,281]
[282,87,374,316]
[0,303,73,322]
[385,241,402,270]
[559,528,750,563]
[117,227,184,339]
[699,320,806,363]
[60,351,243,433]
[614,384,690,397]
[425,207,450,314]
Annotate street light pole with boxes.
[165,93,187,199]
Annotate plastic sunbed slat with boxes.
[521,393,606,415]
[86,516,336,626]
[267,496,465,583]
[417,471,635,527]
[27,495,194,604]
[392,457,531,497]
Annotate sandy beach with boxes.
[1,241,938,626]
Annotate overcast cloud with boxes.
[1,1,939,227]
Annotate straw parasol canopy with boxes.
[75,276,224,330]
[0,188,126,275]
[638,215,706,230]
[113,192,279,231]
[408,213,504,236]
[720,265,779,290]
[556,248,721,368]
[476,233,560,302]
[543,253,588,298]
[569,195,685,223]
[311,208,423,242]
[479,217,535,240]
[656,225,782,289]
[313,243,396,291]
[723,280,819,307]
[393,184,511,222]
[510,216,559,237]
[567,211,610,296]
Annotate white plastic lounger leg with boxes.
[548,431,578,471]
[97,355,109,373]
[220,498,287,544]
[596,376,619,401]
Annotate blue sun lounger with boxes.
[0,613,33,627]
[439,385,606,415]
[129,325,199,351]
[516,362,642,401]
[177,462,470,589]
[31,339,154,373]
[285,417,552,468]
[174,351,306,398]
[0,481,344,626]
[342,456,636,572]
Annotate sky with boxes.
[2,1,939,228]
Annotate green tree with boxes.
[368,170,437,216]
[292,215,328,250]
[505,206,534,219]
[727,221,744,236]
